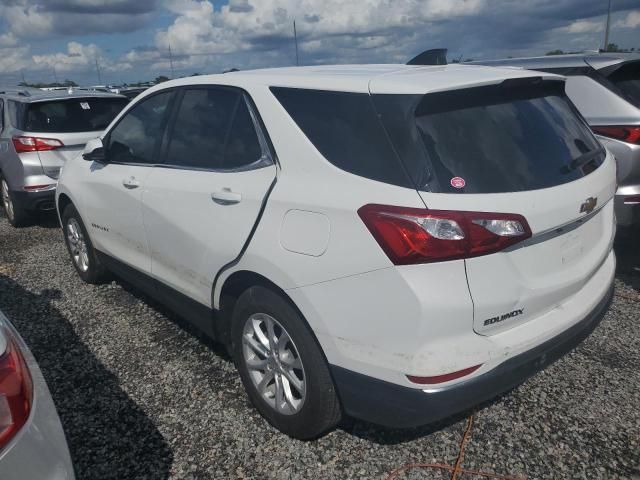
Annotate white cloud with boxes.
[563,18,604,33]
[31,42,132,73]
[615,10,640,29]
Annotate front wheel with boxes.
[62,204,109,284]
[232,286,342,439]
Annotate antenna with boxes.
[95,56,102,85]
[603,0,612,50]
[169,43,175,79]
[293,20,299,66]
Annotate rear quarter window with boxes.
[270,87,413,188]
[19,97,128,133]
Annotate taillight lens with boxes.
[358,204,532,265]
[592,126,640,145]
[0,326,33,450]
[12,136,64,153]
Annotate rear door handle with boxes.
[212,189,242,205]
[122,177,140,189]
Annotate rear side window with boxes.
[20,97,128,133]
[373,79,605,194]
[164,87,262,170]
[270,87,412,188]
[603,61,640,107]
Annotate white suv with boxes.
[56,65,616,439]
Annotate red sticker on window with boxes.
[450,176,466,189]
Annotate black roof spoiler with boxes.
[407,48,448,66]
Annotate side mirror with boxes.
[82,138,106,163]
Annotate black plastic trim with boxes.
[12,189,56,211]
[330,282,614,428]
[96,251,217,338]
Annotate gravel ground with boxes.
[0,210,638,480]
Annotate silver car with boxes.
[0,88,128,227]
[471,53,640,231]
[0,310,75,479]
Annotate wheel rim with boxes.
[242,313,307,415]
[1,180,14,222]
[66,218,90,272]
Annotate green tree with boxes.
[546,49,565,56]
[605,43,621,52]
[154,75,170,83]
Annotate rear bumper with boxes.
[614,187,640,228]
[12,189,56,212]
[331,281,614,428]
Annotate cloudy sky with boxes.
[0,0,639,85]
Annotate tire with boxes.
[61,203,109,284]
[1,178,31,228]
[232,286,342,439]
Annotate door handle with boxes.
[122,177,140,189]
[212,189,242,205]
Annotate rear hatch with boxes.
[371,74,616,335]
[17,96,128,178]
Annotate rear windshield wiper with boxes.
[563,147,605,173]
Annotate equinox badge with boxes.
[580,197,597,214]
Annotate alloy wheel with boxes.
[66,218,90,272]
[242,313,307,415]
[1,180,14,222]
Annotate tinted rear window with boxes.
[18,97,128,133]
[374,79,605,194]
[270,87,413,188]
[605,61,640,107]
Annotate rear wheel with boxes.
[1,178,30,227]
[62,204,109,284]
[232,286,341,439]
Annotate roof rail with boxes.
[407,48,448,66]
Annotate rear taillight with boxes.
[358,204,532,265]
[12,136,64,153]
[592,126,640,145]
[0,326,33,450]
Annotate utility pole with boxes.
[53,66,59,84]
[21,70,26,85]
[169,43,175,79]
[293,20,299,66]
[95,56,102,85]
[603,0,612,51]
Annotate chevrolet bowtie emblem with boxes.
[580,197,597,214]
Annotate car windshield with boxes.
[18,97,129,133]
[373,79,605,194]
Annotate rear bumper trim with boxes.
[330,281,614,428]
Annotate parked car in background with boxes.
[57,64,615,439]
[0,88,128,227]
[0,310,75,479]
[471,53,640,232]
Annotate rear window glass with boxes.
[605,61,640,107]
[373,79,605,194]
[270,87,413,188]
[19,97,128,133]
